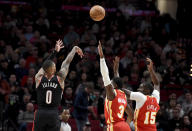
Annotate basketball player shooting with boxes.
[33,40,83,131]
[98,41,133,131]
[120,58,160,131]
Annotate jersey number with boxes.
[144,111,156,124]
[117,105,125,118]
[46,90,52,104]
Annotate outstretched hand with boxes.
[146,57,153,71]
[55,39,64,52]
[75,46,84,58]
[113,56,120,73]
[98,41,104,58]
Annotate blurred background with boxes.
[0,0,192,131]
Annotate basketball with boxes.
[89,5,105,21]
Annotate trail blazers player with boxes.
[33,40,83,131]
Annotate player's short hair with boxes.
[112,77,123,89]
[42,60,55,72]
[140,82,154,95]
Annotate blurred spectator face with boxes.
[9,74,16,83]
[122,76,129,84]
[89,40,96,46]
[132,57,138,64]
[130,72,139,82]
[83,121,91,131]
[185,92,192,102]
[27,77,34,86]
[31,47,38,57]
[23,94,31,103]
[93,90,100,99]
[81,73,87,81]
[29,68,35,77]
[183,115,191,125]
[0,53,5,61]
[1,60,8,69]
[65,87,72,97]
[34,31,40,38]
[85,84,93,94]
[19,58,26,68]
[26,26,33,33]
[6,45,13,54]
[26,103,34,112]
[169,66,175,73]
[169,93,177,100]
[12,53,19,62]
[172,108,180,119]
[176,103,182,111]
[61,109,70,122]
[69,71,76,80]
[10,85,16,93]
[169,99,176,108]
[126,50,133,58]
[166,59,172,67]
[174,128,180,131]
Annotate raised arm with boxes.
[98,41,116,101]
[113,56,120,77]
[35,39,64,86]
[146,58,160,91]
[58,46,83,81]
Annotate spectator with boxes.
[20,94,31,112]
[64,25,80,46]
[83,121,91,131]
[182,91,192,113]
[180,114,192,131]
[73,83,94,131]
[61,87,73,109]
[9,74,18,86]
[0,72,10,104]
[21,67,35,87]
[18,103,34,131]
[169,108,182,130]
[60,109,71,131]
[14,58,28,80]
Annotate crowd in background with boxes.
[0,0,192,131]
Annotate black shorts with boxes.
[33,109,60,131]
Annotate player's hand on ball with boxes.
[98,41,104,58]
[146,58,153,71]
[55,39,64,52]
[75,46,84,58]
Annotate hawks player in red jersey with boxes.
[121,58,160,131]
[98,41,133,131]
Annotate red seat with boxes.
[90,120,102,131]
[68,118,77,131]
[166,84,181,89]
[183,85,192,91]
[26,123,33,131]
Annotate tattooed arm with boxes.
[58,46,83,89]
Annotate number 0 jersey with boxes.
[36,75,63,109]
[104,89,127,125]
[134,96,160,131]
